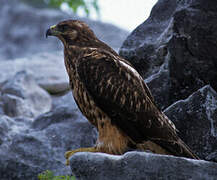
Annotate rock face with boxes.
[0,0,129,60]
[145,65,170,109]
[69,152,217,180]
[164,85,217,161]
[120,0,217,109]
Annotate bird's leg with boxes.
[64,147,98,165]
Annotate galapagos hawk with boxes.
[46,20,199,165]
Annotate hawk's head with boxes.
[46,20,97,47]
[46,20,117,55]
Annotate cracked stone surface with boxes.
[69,152,217,180]
[120,0,217,109]
[164,85,217,161]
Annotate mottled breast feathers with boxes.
[76,49,178,144]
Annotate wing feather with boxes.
[77,50,177,143]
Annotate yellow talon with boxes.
[64,147,98,166]
[64,151,77,166]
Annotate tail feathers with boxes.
[177,139,200,160]
[150,138,200,160]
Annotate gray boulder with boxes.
[0,0,129,60]
[69,152,217,180]
[164,85,217,161]
[0,71,51,118]
[120,0,217,109]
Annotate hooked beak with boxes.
[46,25,61,38]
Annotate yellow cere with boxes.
[50,25,56,29]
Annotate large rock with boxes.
[0,0,129,60]
[0,71,52,118]
[164,85,217,161]
[120,0,217,109]
[69,152,217,180]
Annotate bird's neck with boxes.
[64,45,80,58]
[63,45,78,77]
[64,45,89,64]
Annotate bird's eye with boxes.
[58,25,69,31]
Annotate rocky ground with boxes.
[0,0,217,180]
[70,152,217,180]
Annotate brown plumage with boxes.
[46,20,199,164]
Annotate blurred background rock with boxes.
[0,0,131,60]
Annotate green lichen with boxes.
[38,170,76,180]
